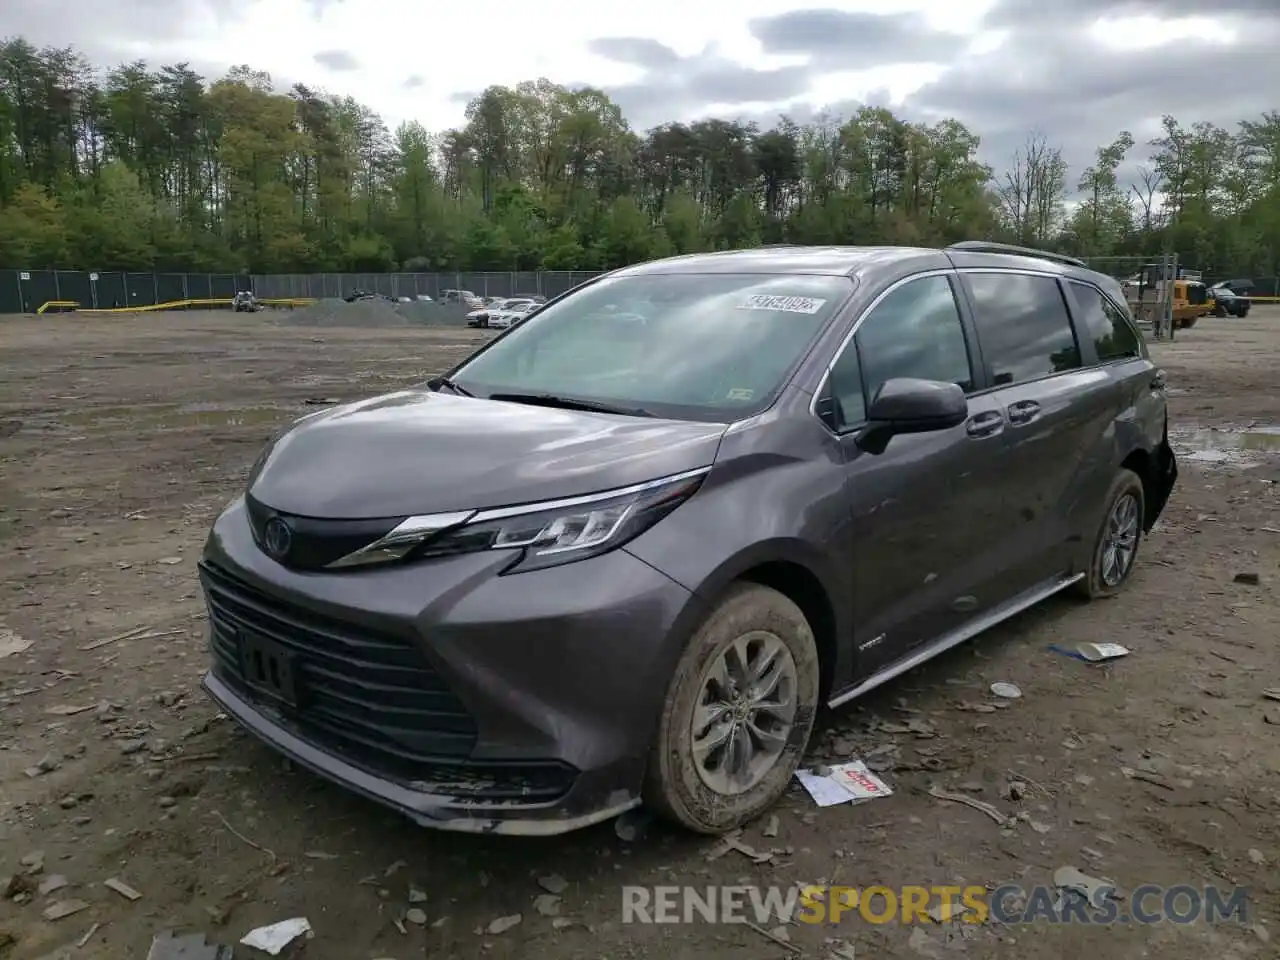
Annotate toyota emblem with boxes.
[263,517,292,560]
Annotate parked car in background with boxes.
[486,299,538,329]
[440,289,484,308]
[1210,283,1251,318]
[200,240,1176,838]
[466,298,508,328]
[511,293,547,304]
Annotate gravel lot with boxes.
[1,309,1277,960]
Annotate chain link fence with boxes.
[248,270,605,301]
[0,269,607,314]
[3,265,1278,317]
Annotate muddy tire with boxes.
[644,583,819,835]
[1074,468,1146,600]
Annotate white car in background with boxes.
[487,299,538,329]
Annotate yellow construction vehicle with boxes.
[1121,266,1213,329]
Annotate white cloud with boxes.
[3,0,1276,176]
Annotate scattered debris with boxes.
[77,923,101,948]
[212,810,276,860]
[795,760,893,807]
[1262,689,1280,702]
[706,831,774,864]
[1053,865,1117,905]
[24,754,60,778]
[407,885,427,903]
[1076,643,1131,662]
[744,919,801,954]
[1233,571,1261,585]
[45,703,96,716]
[147,931,232,960]
[927,785,1013,826]
[303,851,338,861]
[104,877,142,901]
[157,556,184,565]
[38,875,69,896]
[614,807,652,842]
[990,682,1022,699]
[80,625,179,652]
[240,917,311,955]
[1247,848,1266,865]
[1120,767,1174,790]
[43,899,90,921]
[537,874,568,895]
[533,894,561,917]
[0,626,32,659]
[405,908,427,925]
[762,814,780,838]
[486,914,522,935]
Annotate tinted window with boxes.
[825,275,972,431]
[453,273,853,421]
[966,273,1081,385]
[1069,282,1140,361]
[827,340,867,429]
[856,274,973,397]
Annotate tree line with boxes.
[1,36,1278,277]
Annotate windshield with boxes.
[450,272,853,421]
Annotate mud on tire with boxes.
[643,582,819,835]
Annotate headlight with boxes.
[327,468,709,574]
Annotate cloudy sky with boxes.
[4,0,1278,181]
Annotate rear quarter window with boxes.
[1068,281,1142,362]
[963,272,1082,386]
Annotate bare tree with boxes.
[996,132,1068,245]
[1128,165,1164,234]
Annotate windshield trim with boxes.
[443,271,858,424]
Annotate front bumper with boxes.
[200,498,703,834]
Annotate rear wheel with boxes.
[644,583,819,834]
[1075,469,1145,600]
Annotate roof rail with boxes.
[946,240,1087,268]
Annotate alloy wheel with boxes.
[690,630,798,796]
[1101,492,1140,586]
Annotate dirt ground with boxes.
[1,309,1277,960]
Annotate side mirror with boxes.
[857,378,967,453]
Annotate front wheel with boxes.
[1075,469,1146,600]
[644,583,819,834]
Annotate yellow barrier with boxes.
[35,297,317,315]
[36,300,81,315]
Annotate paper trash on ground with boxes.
[240,917,312,955]
[1077,643,1130,662]
[795,760,894,807]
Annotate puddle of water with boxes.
[1170,425,1280,465]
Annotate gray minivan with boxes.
[200,242,1177,836]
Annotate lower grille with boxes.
[200,561,575,801]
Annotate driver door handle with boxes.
[966,410,1005,438]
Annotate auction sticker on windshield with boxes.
[737,295,827,314]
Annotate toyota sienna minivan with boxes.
[200,242,1177,836]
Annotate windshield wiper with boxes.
[488,392,654,418]
[427,376,473,397]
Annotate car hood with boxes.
[250,390,726,518]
